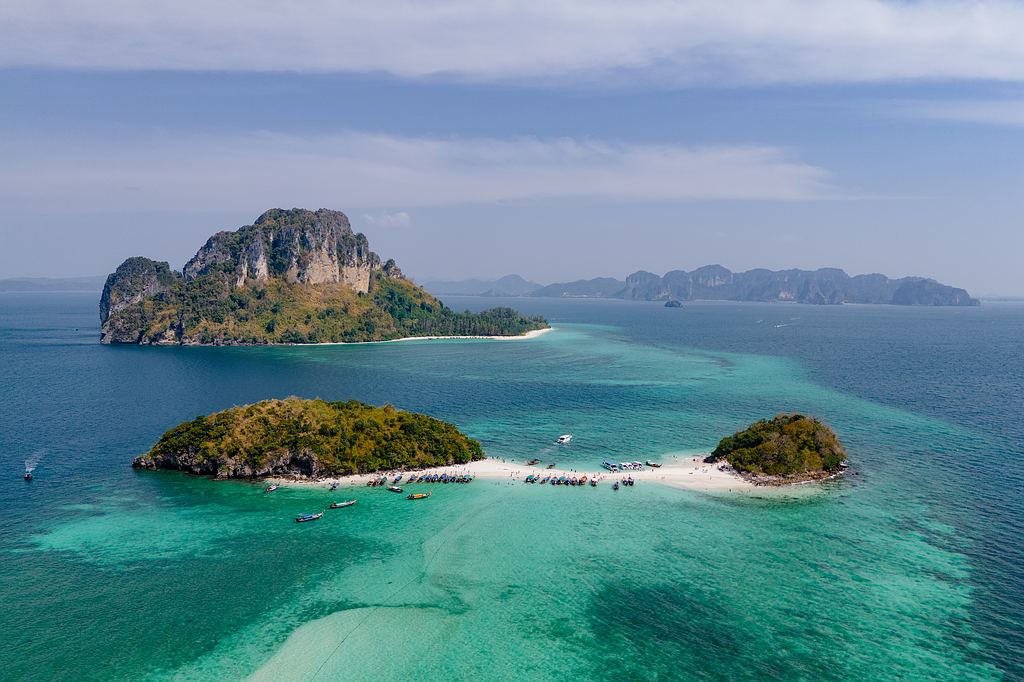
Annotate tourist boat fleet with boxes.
[370,472,475,486]
[602,460,645,472]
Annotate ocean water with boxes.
[1,293,1021,680]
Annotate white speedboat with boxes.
[556,434,573,444]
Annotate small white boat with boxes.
[329,500,357,509]
[264,484,279,493]
[556,434,573,444]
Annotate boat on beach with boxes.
[645,460,661,468]
[407,491,431,500]
[329,500,357,509]
[264,484,279,493]
[295,512,323,523]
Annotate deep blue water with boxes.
[1,293,1021,680]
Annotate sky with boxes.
[0,1,1022,295]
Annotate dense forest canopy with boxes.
[704,414,847,478]
[134,398,485,478]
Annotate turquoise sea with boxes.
[1,293,1022,680]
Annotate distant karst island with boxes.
[100,208,548,345]
[704,414,848,485]
[132,398,485,479]
[424,266,978,306]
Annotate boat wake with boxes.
[24,449,45,475]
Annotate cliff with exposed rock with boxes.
[100,208,547,345]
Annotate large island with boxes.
[132,398,484,479]
[704,413,848,484]
[100,208,548,345]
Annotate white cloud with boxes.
[362,211,412,228]
[895,99,1024,126]
[0,1,1022,84]
[0,131,836,213]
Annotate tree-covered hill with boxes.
[704,414,847,481]
[132,398,485,478]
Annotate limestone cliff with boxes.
[100,208,547,345]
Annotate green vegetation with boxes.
[125,271,548,344]
[135,397,485,477]
[704,413,846,478]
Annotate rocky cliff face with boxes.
[99,257,182,343]
[182,208,379,292]
[100,208,547,345]
[101,209,394,344]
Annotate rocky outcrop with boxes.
[100,208,547,345]
[132,448,331,479]
[99,257,182,343]
[534,265,978,306]
[182,208,379,292]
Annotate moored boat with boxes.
[387,486,404,493]
[645,460,661,468]
[329,500,357,509]
[613,482,620,491]
[589,478,597,487]
[295,512,323,522]
[407,491,431,500]
[264,484,279,493]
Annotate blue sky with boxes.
[0,1,1022,294]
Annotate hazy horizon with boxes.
[1,2,1022,295]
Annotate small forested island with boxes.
[132,398,484,479]
[100,208,548,344]
[704,413,847,484]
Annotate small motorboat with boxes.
[387,486,404,493]
[295,512,323,523]
[407,491,431,500]
[645,460,662,468]
[556,434,573,444]
[329,500,357,509]
[613,482,620,491]
[264,484,279,493]
[589,478,597,487]
[546,463,555,470]
[527,458,541,466]
[24,471,32,481]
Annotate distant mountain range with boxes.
[422,266,979,306]
[419,274,543,297]
[0,275,107,292]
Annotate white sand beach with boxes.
[315,326,553,346]
[270,452,754,493]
